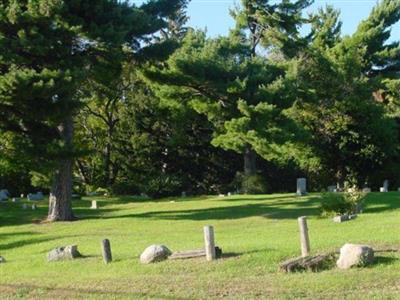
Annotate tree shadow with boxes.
[372,255,399,266]
[362,192,400,214]
[95,197,322,221]
[0,236,61,251]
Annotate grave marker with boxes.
[203,226,216,261]
[298,216,310,257]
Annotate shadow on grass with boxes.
[92,197,322,221]
[0,236,60,251]
[363,192,400,214]
[372,255,399,266]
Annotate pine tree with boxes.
[0,0,186,221]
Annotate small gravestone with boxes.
[20,194,24,198]
[181,191,186,198]
[380,187,387,193]
[362,187,371,193]
[32,204,37,210]
[227,192,232,196]
[337,244,374,269]
[0,256,5,263]
[383,180,389,191]
[22,204,28,210]
[91,200,98,209]
[327,185,336,192]
[398,187,400,192]
[140,245,171,264]
[47,245,81,262]
[12,198,20,203]
[0,189,9,201]
[296,178,307,196]
[27,192,44,201]
[333,214,357,223]
[218,194,225,197]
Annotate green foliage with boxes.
[320,191,366,216]
[239,173,269,195]
[29,171,51,190]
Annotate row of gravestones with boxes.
[0,190,44,202]
[296,178,400,195]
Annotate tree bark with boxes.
[47,116,75,222]
[244,145,257,176]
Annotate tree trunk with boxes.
[47,116,75,222]
[244,145,257,176]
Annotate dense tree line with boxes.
[0,0,399,221]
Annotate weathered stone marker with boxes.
[296,178,307,196]
[91,200,98,209]
[0,256,5,263]
[203,225,216,261]
[31,204,37,210]
[383,180,389,191]
[337,244,374,269]
[101,239,112,264]
[298,216,310,257]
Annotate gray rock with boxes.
[140,245,172,264]
[47,245,81,262]
[0,256,5,263]
[337,243,374,269]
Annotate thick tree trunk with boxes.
[244,145,257,176]
[47,117,75,222]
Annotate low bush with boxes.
[320,190,366,216]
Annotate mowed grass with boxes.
[1,192,400,299]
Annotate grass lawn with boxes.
[1,192,400,299]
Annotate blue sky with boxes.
[133,0,400,40]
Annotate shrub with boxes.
[240,174,268,195]
[320,190,366,216]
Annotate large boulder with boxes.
[337,243,374,269]
[140,245,172,264]
[47,245,81,262]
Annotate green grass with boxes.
[1,192,400,299]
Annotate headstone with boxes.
[0,256,5,263]
[333,214,357,223]
[327,185,336,192]
[204,225,216,261]
[296,178,307,196]
[47,245,81,262]
[380,187,387,193]
[140,245,172,264]
[362,187,371,193]
[227,192,232,196]
[298,216,310,257]
[0,189,9,201]
[20,194,24,198]
[22,204,28,210]
[398,187,400,192]
[91,200,98,209]
[72,194,81,200]
[27,192,44,201]
[336,244,374,269]
[383,180,389,191]
[218,194,225,197]
[12,198,20,203]
[32,204,37,210]
[181,191,186,198]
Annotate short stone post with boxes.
[298,216,310,257]
[203,226,216,261]
[101,239,112,264]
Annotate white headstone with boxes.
[181,191,186,198]
[32,204,37,210]
[362,188,371,193]
[91,200,98,209]
[328,185,336,192]
[296,178,307,196]
[383,180,389,191]
[380,187,387,193]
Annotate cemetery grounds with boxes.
[0,192,400,299]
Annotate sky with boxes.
[132,0,400,41]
